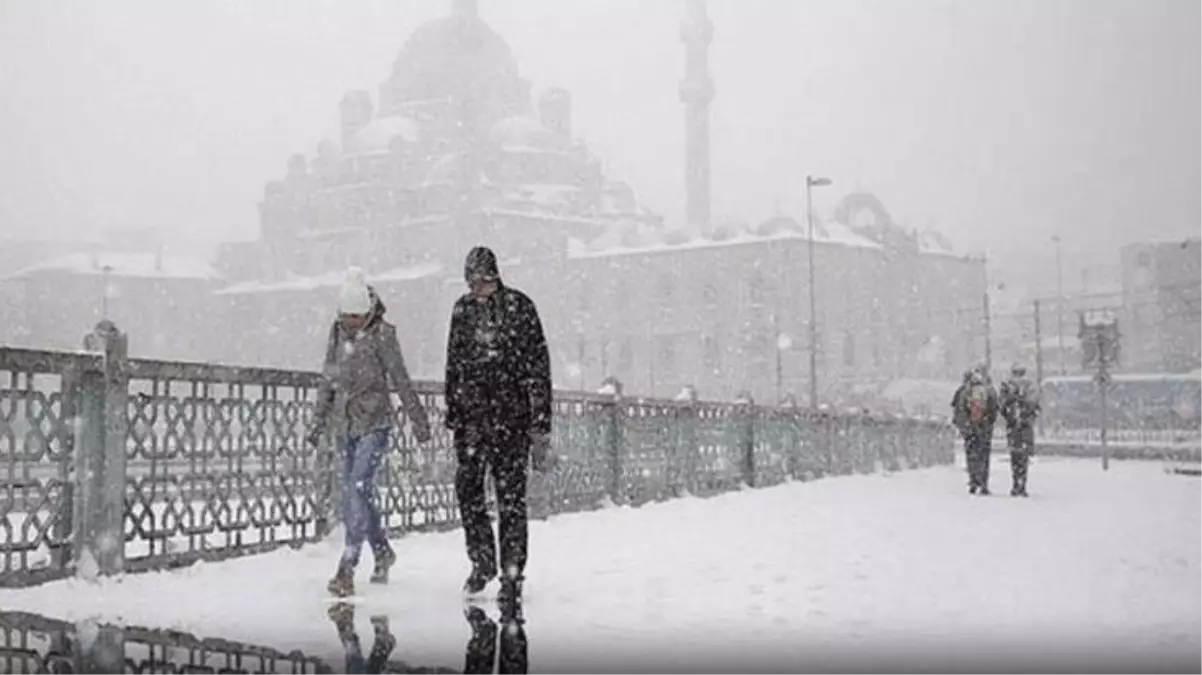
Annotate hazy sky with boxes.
[1,0,1198,282]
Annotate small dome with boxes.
[346,116,420,155]
[489,115,558,151]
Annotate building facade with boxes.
[1120,238,1201,373]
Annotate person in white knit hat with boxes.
[308,267,432,596]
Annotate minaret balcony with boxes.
[679,77,714,105]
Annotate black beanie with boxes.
[464,246,500,281]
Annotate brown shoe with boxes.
[328,565,355,597]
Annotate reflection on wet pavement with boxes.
[0,604,524,674]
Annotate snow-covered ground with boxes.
[0,457,1198,673]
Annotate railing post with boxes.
[74,621,125,672]
[53,363,81,572]
[675,385,698,497]
[74,320,128,579]
[735,391,755,487]
[601,378,625,505]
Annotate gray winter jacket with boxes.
[312,311,429,441]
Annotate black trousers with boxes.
[464,606,528,674]
[1008,425,1035,492]
[965,430,993,490]
[455,428,530,580]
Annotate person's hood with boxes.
[464,246,502,283]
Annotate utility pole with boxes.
[1053,235,1066,375]
[982,290,992,374]
[1034,300,1043,385]
[1080,309,1120,471]
[1034,300,1044,436]
[805,174,832,408]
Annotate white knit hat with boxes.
[338,266,372,315]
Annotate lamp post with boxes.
[1053,234,1066,375]
[100,265,114,320]
[806,174,832,409]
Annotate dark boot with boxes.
[370,547,396,584]
[327,601,355,635]
[463,566,496,596]
[328,563,355,597]
[497,575,524,618]
[367,615,397,670]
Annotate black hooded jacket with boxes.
[444,248,553,437]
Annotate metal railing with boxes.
[1,322,956,588]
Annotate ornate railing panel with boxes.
[122,359,326,572]
[0,349,99,588]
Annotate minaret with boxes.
[454,0,478,19]
[680,0,714,237]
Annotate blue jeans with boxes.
[340,429,391,568]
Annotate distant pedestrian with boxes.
[1000,363,1041,497]
[957,368,999,495]
[308,267,431,596]
[445,246,553,609]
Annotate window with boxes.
[748,273,767,308]
[613,278,629,313]
[579,280,592,315]
[658,274,675,310]
[702,284,719,313]
[617,339,634,376]
[702,335,721,373]
[749,333,772,379]
[658,336,677,381]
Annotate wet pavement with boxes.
[0,604,508,674]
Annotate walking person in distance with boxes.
[445,246,553,609]
[308,267,432,596]
[1000,363,1041,497]
[958,367,999,495]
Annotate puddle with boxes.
[0,603,527,674]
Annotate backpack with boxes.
[967,384,988,424]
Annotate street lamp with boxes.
[100,265,114,320]
[806,174,833,409]
[1053,234,1065,375]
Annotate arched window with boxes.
[658,274,675,307]
[702,284,719,315]
[748,273,767,308]
[702,334,721,373]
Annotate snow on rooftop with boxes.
[569,217,883,260]
[6,252,219,281]
[214,261,442,295]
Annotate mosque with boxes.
[207,0,986,406]
[8,0,986,408]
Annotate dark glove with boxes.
[530,432,553,474]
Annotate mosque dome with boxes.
[382,10,528,115]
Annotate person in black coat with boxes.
[445,246,553,608]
